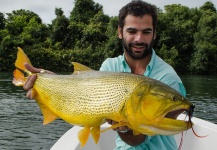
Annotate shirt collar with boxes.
[121,49,156,76]
[144,49,156,77]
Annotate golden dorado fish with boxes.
[13,47,194,147]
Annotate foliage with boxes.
[156,4,199,74]
[158,44,178,68]
[0,0,217,75]
[190,9,217,74]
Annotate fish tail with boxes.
[12,47,32,86]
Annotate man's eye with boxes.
[128,30,136,34]
[143,31,151,34]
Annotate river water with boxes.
[0,72,217,149]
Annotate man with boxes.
[24,1,186,149]
[100,1,186,149]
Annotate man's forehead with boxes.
[123,15,153,29]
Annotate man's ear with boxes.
[153,31,156,40]
[118,26,123,39]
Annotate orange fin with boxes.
[32,89,58,125]
[41,106,58,125]
[133,130,140,135]
[90,126,100,144]
[15,47,32,73]
[12,69,26,86]
[13,47,32,86]
[78,127,91,147]
[39,101,58,125]
[72,62,94,74]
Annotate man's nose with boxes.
[135,32,143,42]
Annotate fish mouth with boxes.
[165,109,185,119]
[164,104,195,123]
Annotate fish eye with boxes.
[172,95,177,101]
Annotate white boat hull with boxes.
[51,114,217,150]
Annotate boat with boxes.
[51,114,217,150]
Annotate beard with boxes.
[122,38,154,60]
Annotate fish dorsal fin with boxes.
[72,62,94,74]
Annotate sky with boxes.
[0,0,217,24]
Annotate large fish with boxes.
[13,47,194,147]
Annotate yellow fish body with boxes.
[13,47,194,147]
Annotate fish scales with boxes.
[13,47,194,147]
[34,71,146,124]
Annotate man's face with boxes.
[118,15,155,59]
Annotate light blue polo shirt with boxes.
[99,49,186,150]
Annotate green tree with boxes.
[70,0,103,24]
[0,12,6,42]
[156,5,200,74]
[102,16,122,58]
[0,12,5,30]
[77,11,109,49]
[50,8,70,49]
[0,9,48,71]
[190,7,217,75]
[158,44,178,68]
[200,1,217,13]
[5,9,42,36]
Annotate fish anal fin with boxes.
[90,126,100,144]
[72,62,94,73]
[34,93,58,125]
[78,127,91,147]
[12,69,26,86]
[41,105,58,125]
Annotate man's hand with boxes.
[106,119,146,146]
[106,119,129,133]
[23,63,54,99]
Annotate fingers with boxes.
[23,64,55,91]
[26,89,34,99]
[106,119,129,132]
[23,74,37,90]
[23,63,55,99]
[24,63,41,73]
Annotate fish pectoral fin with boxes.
[90,126,100,144]
[133,130,140,135]
[78,127,91,147]
[100,122,129,133]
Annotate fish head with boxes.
[124,80,194,136]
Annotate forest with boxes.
[0,0,217,75]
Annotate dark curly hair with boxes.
[118,0,158,33]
